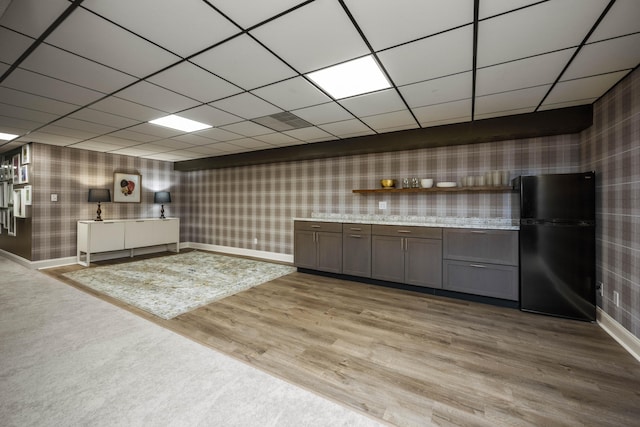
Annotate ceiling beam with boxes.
[174,104,592,172]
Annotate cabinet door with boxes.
[443,229,518,265]
[89,222,125,252]
[443,260,518,301]
[343,233,371,277]
[316,232,342,273]
[372,235,404,283]
[294,230,317,269]
[405,238,442,288]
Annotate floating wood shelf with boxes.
[352,186,514,194]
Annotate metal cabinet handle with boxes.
[397,230,411,234]
[350,227,362,231]
[470,230,487,234]
[311,225,321,228]
[349,234,361,238]
[469,264,486,268]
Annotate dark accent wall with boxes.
[582,66,640,338]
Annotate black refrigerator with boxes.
[514,172,596,321]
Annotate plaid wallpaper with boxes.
[183,135,580,254]
[30,144,183,261]
[582,67,640,338]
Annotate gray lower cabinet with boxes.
[294,221,342,273]
[442,228,519,301]
[342,223,372,277]
[371,225,442,288]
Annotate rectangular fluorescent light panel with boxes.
[307,55,391,99]
[0,132,19,141]
[149,115,212,132]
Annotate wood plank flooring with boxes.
[46,252,640,427]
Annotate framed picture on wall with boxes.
[21,144,31,164]
[113,172,141,203]
[19,165,29,184]
[24,185,32,205]
[12,154,20,182]
[8,208,15,236]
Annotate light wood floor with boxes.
[46,251,640,427]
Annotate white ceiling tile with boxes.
[143,152,191,161]
[82,0,239,58]
[283,126,334,141]
[3,69,104,105]
[35,124,98,140]
[0,87,78,116]
[108,129,158,143]
[0,0,69,38]
[412,99,472,127]
[111,147,156,157]
[220,121,273,137]
[69,109,139,129]
[0,102,59,123]
[183,144,228,155]
[53,117,118,135]
[478,0,543,20]
[89,136,142,148]
[22,43,137,94]
[204,142,247,153]
[252,77,330,111]
[477,0,608,67]
[346,0,473,50]
[169,134,216,146]
[538,98,599,112]
[90,97,165,122]
[23,131,80,146]
[0,28,33,64]
[147,62,242,103]
[475,107,537,121]
[193,127,245,142]
[360,110,418,133]
[213,0,306,29]
[179,105,242,128]
[562,34,640,81]
[46,7,180,78]
[253,132,300,145]
[150,139,197,150]
[475,86,550,116]
[0,116,42,134]
[543,71,630,107]
[379,26,473,86]
[589,0,640,42]
[191,34,297,91]
[115,81,200,113]
[123,142,175,153]
[319,119,373,138]
[227,138,273,150]
[400,72,472,108]
[69,140,125,152]
[339,89,406,117]
[250,0,369,73]
[476,49,576,96]
[210,93,282,119]
[292,103,354,125]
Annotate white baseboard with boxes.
[184,242,293,264]
[597,307,640,363]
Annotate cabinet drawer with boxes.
[342,223,371,235]
[294,221,342,233]
[443,228,518,265]
[372,224,442,239]
[443,260,518,301]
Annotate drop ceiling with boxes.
[0,0,638,163]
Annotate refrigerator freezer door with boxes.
[520,172,595,221]
[520,222,596,321]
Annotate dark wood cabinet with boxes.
[342,223,372,277]
[371,225,442,288]
[442,228,519,301]
[294,221,342,273]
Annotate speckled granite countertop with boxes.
[293,213,520,230]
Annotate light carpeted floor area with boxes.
[0,256,383,427]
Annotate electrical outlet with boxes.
[378,201,387,210]
[613,290,620,307]
[51,194,58,202]
[253,237,258,244]
[598,281,604,297]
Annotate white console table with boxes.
[77,218,180,266]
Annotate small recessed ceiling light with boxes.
[0,132,19,141]
[149,115,212,132]
[307,55,391,99]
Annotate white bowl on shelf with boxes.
[420,178,433,188]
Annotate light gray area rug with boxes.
[63,251,296,319]
[0,256,383,427]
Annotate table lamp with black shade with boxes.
[88,189,111,221]
[154,191,171,219]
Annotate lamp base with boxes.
[160,204,165,219]
[95,202,103,221]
